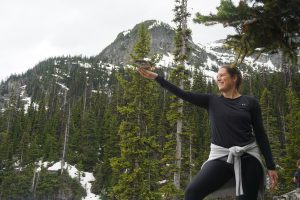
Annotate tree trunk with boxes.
[277,103,287,147]
[189,134,192,182]
[174,89,183,190]
[61,91,70,174]
[249,75,253,95]
[83,79,87,115]
[173,1,188,199]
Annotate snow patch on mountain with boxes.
[148,20,175,32]
[122,30,131,37]
[205,56,219,70]
[57,82,69,91]
[79,62,92,69]
[157,53,174,68]
[52,74,64,79]
[203,41,279,72]
[47,161,101,200]
[18,85,39,113]
[202,42,235,64]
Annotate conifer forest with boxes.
[0,0,300,199]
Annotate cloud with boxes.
[0,0,235,82]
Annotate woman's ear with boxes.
[233,74,238,82]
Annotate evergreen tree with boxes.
[0,131,13,169]
[281,86,300,192]
[67,97,100,171]
[18,130,31,166]
[110,23,161,200]
[42,103,61,161]
[259,88,281,160]
[1,18,300,198]
[194,0,300,64]
[160,0,192,199]
[92,104,120,197]
[189,70,210,172]
[92,68,123,197]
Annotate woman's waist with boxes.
[218,152,254,162]
[211,137,256,149]
[209,140,260,160]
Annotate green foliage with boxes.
[36,169,86,199]
[260,88,281,160]
[189,70,211,168]
[110,22,162,200]
[92,105,120,197]
[0,23,300,199]
[194,0,300,64]
[0,165,86,199]
[131,23,151,61]
[161,1,193,199]
[0,167,33,199]
[279,86,300,192]
[173,0,191,63]
[0,58,300,198]
[159,182,183,200]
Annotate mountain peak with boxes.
[96,20,176,66]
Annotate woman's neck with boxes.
[222,89,241,99]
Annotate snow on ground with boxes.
[202,43,236,64]
[122,30,131,37]
[203,69,217,83]
[204,41,279,71]
[20,85,26,96]
[98,62,116,75]
[92,90,101,94]
[56,82,69,91]
[148,21,163,30]
[105,63,115,71]
[47,161,101,200]
[20,85,39,113]
[79,62,92,69]
[157,53,174,68]
[22,97,39,113]
[52,74,64,79]
[205,56,218,70]
[158,180,167,184]
[35,160,51,172]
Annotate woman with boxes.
[137,65,278,200]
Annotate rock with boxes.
[273,189,300,200]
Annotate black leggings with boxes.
[185,154,263,200]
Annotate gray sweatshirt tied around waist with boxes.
[202,141,266,198]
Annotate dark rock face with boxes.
[96,20,176,66]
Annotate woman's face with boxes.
[216,67,236,92]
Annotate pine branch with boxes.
[224,18,257,27]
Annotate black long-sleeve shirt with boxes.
[155,75,276,170]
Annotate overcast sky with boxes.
[0,0,238,82]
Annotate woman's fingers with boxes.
[268,170,278,189]
[138,68,148,78]
[137,67,157,79]
[138,68,148,77]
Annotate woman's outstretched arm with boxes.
[137,67,210,108]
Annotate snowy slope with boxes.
[35,161,102,200]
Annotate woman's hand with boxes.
[137,67,158,80]
[268,170,278,190]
